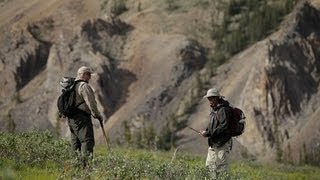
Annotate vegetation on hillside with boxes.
[210,0,297,67]
[1,131,320,179]
[120,113,187,151]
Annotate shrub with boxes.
[0,130,72,166]
[110,0,128,16]
[165,0,179,11]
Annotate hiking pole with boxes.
[99,120,111,151]
[188,126,201,134]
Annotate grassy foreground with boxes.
[0,131,319,179]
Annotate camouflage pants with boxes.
[68,113,95,156]
[205,139,232,179]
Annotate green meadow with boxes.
[1,131,319,179]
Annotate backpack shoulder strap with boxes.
[215,103,232,112]
[72,79,87,88]
[75,79,88,83]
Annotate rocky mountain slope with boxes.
[1,0,320,165]
[182,1,320,165]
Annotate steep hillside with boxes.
[181,1,320,165]
[0,0,210,144]
[1,0,320,165]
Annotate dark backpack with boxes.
[57,77,85,118]
[227,106,246,137]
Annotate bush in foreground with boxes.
[1,131,320,179]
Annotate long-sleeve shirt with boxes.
[74,81,102,119]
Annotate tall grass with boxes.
[1,131,319,179]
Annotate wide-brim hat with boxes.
[203,88,224,98]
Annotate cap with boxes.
[77,66,93,74]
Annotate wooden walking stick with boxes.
[99,120,111,151]
[188,126,201,134]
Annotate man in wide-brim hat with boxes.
[200,87,233,179]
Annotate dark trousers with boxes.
[68,113,95,156]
